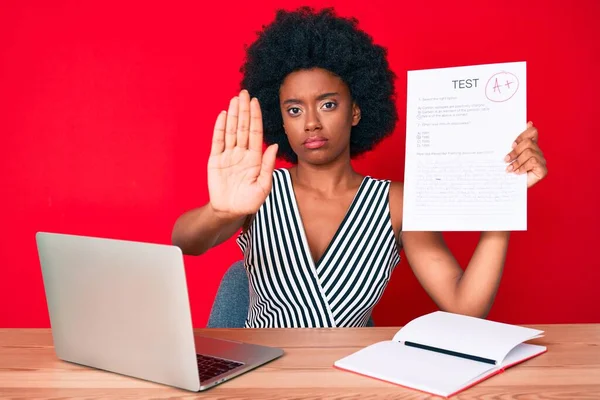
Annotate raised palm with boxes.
[207,89,278,219]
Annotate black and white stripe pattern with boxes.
[236,168,400,327]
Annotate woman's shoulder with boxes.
[354,176,403,237]
[387,180,404,235]
[272,167,289,175]
[366,176,404,194]
[267,168,289,187]
[388,180,404,195]
[385,180,404,207]
[272,167,292,181]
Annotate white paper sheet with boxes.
[403,62,527,231]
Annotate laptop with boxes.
[35,231,284,391]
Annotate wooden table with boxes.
[1,325,599,399]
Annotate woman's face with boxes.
[279,68,361,165]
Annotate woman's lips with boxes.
[303,138,328,149]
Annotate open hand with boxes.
[207,89,278,219]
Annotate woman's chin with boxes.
[297,150,348,166]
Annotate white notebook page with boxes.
[334,340,497,397]
[392,311,544,364]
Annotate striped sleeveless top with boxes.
[236,168,401,328]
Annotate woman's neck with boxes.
[290,159,362,197]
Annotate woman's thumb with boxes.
[258,144,278,187]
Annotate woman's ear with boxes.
[352,102,361,126]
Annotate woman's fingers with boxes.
[257,143,278,193]
[237,90,251,149]
[211,111,226,156]
[505,138,542,164]
[515,154,547,176]
[225,96,239,149]
[249,97,264,152]
[507,147,544,173]
[219,90,262,153]
[513,121,538,145]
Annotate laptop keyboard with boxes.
[197,354,244,382]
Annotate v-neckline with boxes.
[283,168,369,269]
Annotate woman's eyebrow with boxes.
[282,92,340,105]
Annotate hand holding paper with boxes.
[403,62,548,231]
[504,122,548,188]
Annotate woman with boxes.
[172,7,548,328]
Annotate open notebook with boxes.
[334,311,546,398]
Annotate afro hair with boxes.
[240,6,398,163]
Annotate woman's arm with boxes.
[171,204,247,256]
[389,122,547,318]
[389,182,508,318]
[401,230,509,318]
[172,89,278,256]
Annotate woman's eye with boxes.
[322,101,337,110]
[288,107,301,116]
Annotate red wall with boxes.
[2,0,599,328]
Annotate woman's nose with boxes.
[304,108,322,132]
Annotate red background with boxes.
[2,0,599,328]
